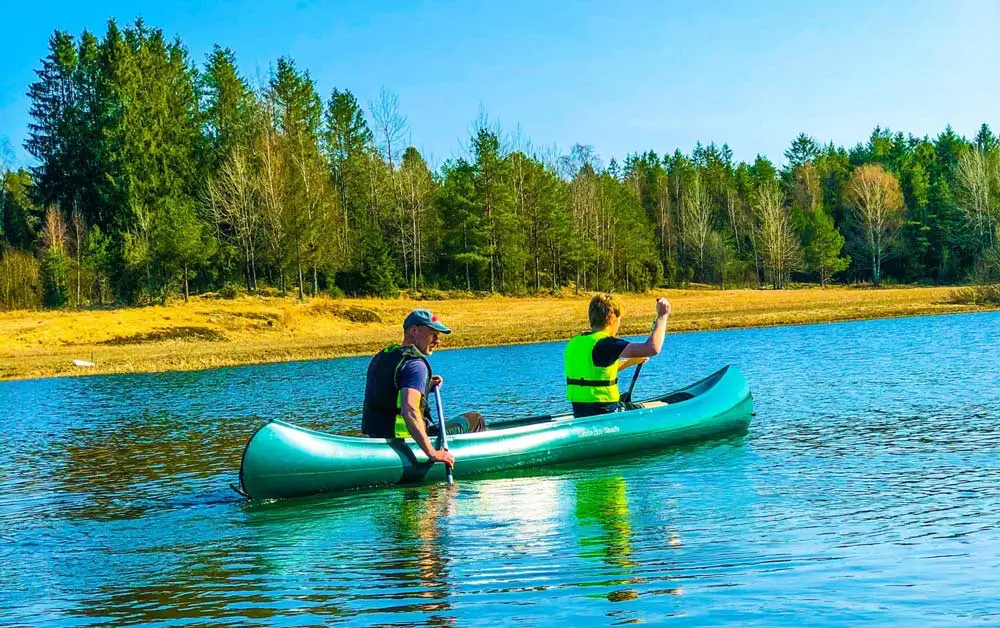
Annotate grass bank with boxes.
[1,286,991,381]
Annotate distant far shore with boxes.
[1,285,994,382]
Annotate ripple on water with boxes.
[1,312,999,626]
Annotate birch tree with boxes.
[399,147,434,288]
[847,164,904,285]
[753,180,800,289]
[254,101,289,292]
[682,171,713,281]
[370,89,410,280]
[206,145,260,290]
[955,146,1000,251]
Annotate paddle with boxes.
[621,319,657,405]
[431,385,454,485]
[620,361,644,405]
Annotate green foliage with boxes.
[437,159,488,290]
[85,224,112,303]
[15,17,1000,308]
[153,199,216,299]
[471,126,519,292]
[326,285,346,299]
[804,208,850,286]
[973,245,1000,283]
[268,57,340,298]
[217,283,247,299]
[324,87,374,273]
[358,232,399,298]
[1,170,41,251]
[41,249,70,306]
[785,133,820,170]
[202,45,256,170]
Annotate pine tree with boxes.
[805,208,849,287]
[784,133,820,171]
[269,57,333,299]
[95,19,206,301]
[471,127,516,292]
[202,45,255,172]
[0,170,41,251]
[154,200,216,301]
[324,88,373,266]
[436,159,488,290]
[25,31,79,211]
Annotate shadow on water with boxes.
[46,411,258,521]
[398,432,753,487]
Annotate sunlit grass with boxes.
[0,285,989,381]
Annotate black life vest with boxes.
[361,344,432,438]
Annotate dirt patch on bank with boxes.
[101,326,228,345]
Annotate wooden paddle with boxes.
[431,385,454,485]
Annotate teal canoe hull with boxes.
[238,365,753,499]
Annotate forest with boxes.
[2,19,999,310]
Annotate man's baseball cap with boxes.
[403,309,451,334]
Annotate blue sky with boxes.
[2,0,999,169]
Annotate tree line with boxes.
[2,19,999,310]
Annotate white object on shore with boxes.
[72,359,95,368]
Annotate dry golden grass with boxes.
[0,286,989,381]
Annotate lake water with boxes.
[2,312,1000,626]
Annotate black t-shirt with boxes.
[592,336,629,367]
[572,335,629,418]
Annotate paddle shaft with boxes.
[431,386,454,485]
[621,362,643,405]
[621,318,657,405]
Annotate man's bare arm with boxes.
[400,387,455,468]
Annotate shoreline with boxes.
[1,286,993,382]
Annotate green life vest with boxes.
[564,330,620,404]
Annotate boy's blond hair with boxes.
[589,293,623,329]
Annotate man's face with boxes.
[413,326,442,355]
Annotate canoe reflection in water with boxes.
[237,485,461,620]
[384,484,458,614]
[231,471,695,623]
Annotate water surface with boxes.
[3,312,1000,626]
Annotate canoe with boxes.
[238,365,753,499]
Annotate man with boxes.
[362,309,484,470]
[565,294,671,417]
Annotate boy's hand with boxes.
[655,297,671,317]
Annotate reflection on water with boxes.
[576,476,636,571]
[576,475,641,612]
[53,411,252,521]
[2,312,1000,625]
[376,485,456,616]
